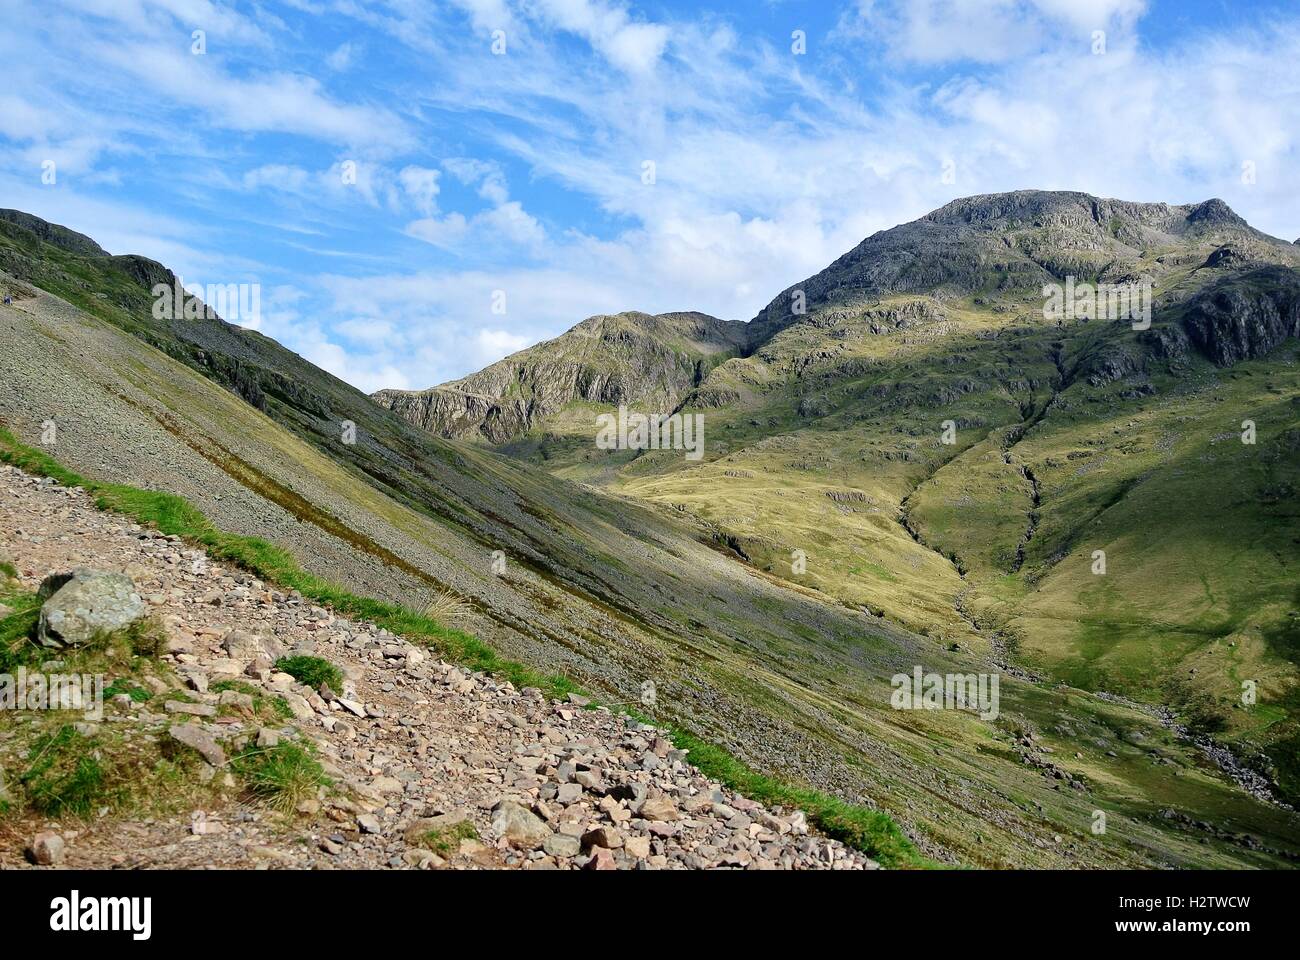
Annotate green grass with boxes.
[103,679,152,702]
[274,655,343,691]
[230,742,328,813]
[415,819,479,855]
[19,724,107,818]
[13,721,207,820]
[0,590,42,672]
[664,726,928,867]
[0,424,929,866]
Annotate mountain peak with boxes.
[0,209,109,258]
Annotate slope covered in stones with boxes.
[0,466,874,870]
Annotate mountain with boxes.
[374,311,749,444]
[375,191,1300,817]
[2,200,1298,868]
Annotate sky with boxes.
[3,0,1300,393]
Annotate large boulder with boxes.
[36,569,147,648]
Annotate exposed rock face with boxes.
[36,569,147,648]
[374,311,748,442]
[372,387,530,444]
[746,191,1288,341]
[1182,267,1300,365]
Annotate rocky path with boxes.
[0,465,877,870]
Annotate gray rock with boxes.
[491,800,551,849]
[168,723,226,767]
[543,833,581,858]
[36,569,146,648]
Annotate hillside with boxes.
[374,191,1300,816]
[2,204,1298,867]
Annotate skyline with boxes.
[4,0,1299,392]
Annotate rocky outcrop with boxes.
[373,387,530,444]
[0,209,109,257]
[374,311,747,443]
[36,569,147,648]
[1182,267,1300,365]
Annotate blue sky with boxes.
[4,0,1299,392]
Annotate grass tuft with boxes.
[274,655,343,691]
[416,819,478,855]
[422,587,469,626]
[230,742,328,813]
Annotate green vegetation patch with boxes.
[274,655,343,691]
[230,742,328,813]
[415,819,479,855]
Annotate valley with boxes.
[3,194,1299,868]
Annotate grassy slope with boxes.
[466,255,1300,822]
[0,427,924,866]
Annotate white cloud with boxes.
[529,0,670,73]
[326,41,356,71]
[398,166,442,216]
[846,0,1148,63]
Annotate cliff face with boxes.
[1182,267,1300,365]
[370,387,531,444]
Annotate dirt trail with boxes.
[0,465,876,870]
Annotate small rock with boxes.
[27,832,65,866]
[491,800,552,849]
[168,724,226,767]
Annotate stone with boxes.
[27,832,65,865]
[165,700,217,717]
[168,723,226,767]
[638,796,679,822]
[222,628,283,663]
[404,849,441,869]
[543,833,581,858]
[357,813,382,834]
[281,693,314,720]
[581,825,623,850]
[624,835,651,859]
[36,569,146,648]
[491,800,551,849]
[585,848,617,870]
[218,689,255,712]
[556,782,583,805]
[256,727,281,749]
